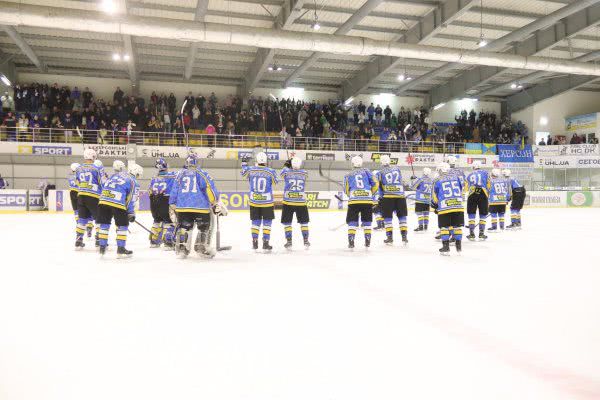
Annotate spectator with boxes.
[538,138,546,145]
[0,173,8,189]
[367,103,375,124]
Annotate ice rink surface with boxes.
[1,208,599,400]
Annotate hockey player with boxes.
[68,163,80,222]
[372,170,385,231]
[97,163,142,257]
[465,162,491,241]
[504,169,526,229]
[74,149,104,249]
[280,156,310,249]
[344,155,378,249]
[241,151,278,251]
[488,168,511,232]
[169,154,226,258]
[410,167,433,232]
[431,162,464,255]
[149,158,177,248]
[376,155,408,245]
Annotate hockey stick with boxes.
[76,126,85,151]
[401,124,416,177]
[318,163,344,188]
[134,220,153,235]
[216,214,231,251]
[180,99,189,153]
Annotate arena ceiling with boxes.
[1,0,600,112]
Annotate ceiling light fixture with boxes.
[112,53,121,61]
[123,54,130,61]
[101,0,116,14]
[397,74,405,81]
[0,74,11,86]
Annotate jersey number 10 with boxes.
[251,176,268,193]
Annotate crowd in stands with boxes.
[538,133,598,145]
[447,109,529,145]
[0,81,541,150]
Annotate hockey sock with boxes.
[417,212,424,228]
[86,220,94,230]
[515,211,521,224]
[384,218,393,234]
[362,222,372,241]
[116,226,128,247]
[151,222,162,243]
[468,213,476,232]
[424,213,429,229]
[499,214,505,229]
[301,223,309,241]
[441,228,450,242]
[251,220,261,240]
[98,223,110,247]
[262,220,272,242]
[376,215,384,227]
[453,227,463,241]
[284,223,292,240]
[74,210,78,222]
[398,216,407,234]
[449,227,455,238]
[348,221,358,241]
[163,223,175,244]
[491,213,498,229]
[76,218,86,240]
[479,215,487,232]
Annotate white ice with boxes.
[1,209,599,400]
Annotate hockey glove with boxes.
[212,201,228,217]
[128,213,136,222]
[240,156,250,167]
[284,159,292,168]
[410,175,417,180]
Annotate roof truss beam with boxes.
[1,25,45,72]
[429,2,600,105]
[184,0,209,80]
[284,0,384,88]
[340,0,478,100]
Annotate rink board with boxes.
[42,189,600,213]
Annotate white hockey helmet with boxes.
[93,159,103,168]
[447,155,457,167]
[437,162,450,174]
[113,160,126,172]
[423,167,432,176]
[379,154,391,166]
[70,162,80,172]
[351,155,363,168]
[128,163,143,178]
[491,168,501,177]
[83,148,97,160]
[255,151,268,165]
[472,161,482,170]
[290,156,302,170]
[502,168,511,177]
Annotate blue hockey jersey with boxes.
[466,170,491,196]
[99,172,139,213]
[75,162,104,198]
[149,170,177,196]
[411,176,433,204]
[280,167,308,206]
[344,168,378,205]
[241,165,278,207]
[489,177,511,205]
[508,177,522,189]
[449,167,466,188]
[169,168,218,213]
[431,174,464,214]
[376,166,405,198]
[68,173,78,192]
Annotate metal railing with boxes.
[0,127,469,154]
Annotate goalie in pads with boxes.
[169,154,227,258]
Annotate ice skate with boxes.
[439,240,450,256]
[117,246,133,258]
[262,240,273,252]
